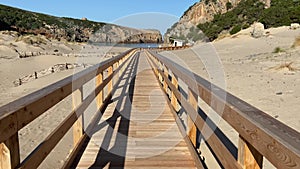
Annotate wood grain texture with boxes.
[238,136,263,169]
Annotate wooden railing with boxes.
[143,46,190,52]
[0,48,136,169]
[146,50,300,169]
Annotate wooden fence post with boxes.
[163,66,169,93]
[96,72,103,109]
[171,74,178,111]
[0,134,20,169]
[188,88,197,147]
[72,87,83,146]
[238,135,263,169]
[108,66,113,94]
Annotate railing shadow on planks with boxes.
[0,48,136,169]
[145,50,300,169]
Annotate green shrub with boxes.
[198,0,300,41]
[273,47,285,53]
[226,2,233,10]
[230,24,242,35]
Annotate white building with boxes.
[172,39,183,47]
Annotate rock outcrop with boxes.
[165,0,271,42]
[90,25,162,43]
[165,0,241,43]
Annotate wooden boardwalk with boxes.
[2,48,299,169]
[72,52,196,168]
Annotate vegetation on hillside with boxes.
[198,0,300,41]
[0,4,105,40]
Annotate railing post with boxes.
[96,72,103,109]
[188,88,197,146]
[72,87,83,146]
[163,65,168,93]
[108,66,113,93]
[238,135,263,169]
[171,74,178,111]
[0,134,20,169]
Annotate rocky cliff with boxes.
[0,4,162,43]
[165,0,271,43]
[90,25,162,43]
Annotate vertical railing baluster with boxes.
[238,135,263,169]
[108,66,113,94]
[0,133,20,169]
[163,65,168,93]
[96,72,103,109]
[171,74,179,111]
[72,87,83,146]
[188,88,197,146]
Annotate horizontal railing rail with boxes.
[0,48,137,169]
[146,50,300,169]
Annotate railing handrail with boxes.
[147,50,300,169]
[0,48,136,169]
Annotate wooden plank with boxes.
[148,54,203,169]
[238,135,263,169]
[148,50,300,169]
[74,52,197,169]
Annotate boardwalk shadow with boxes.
[71,52,140,169]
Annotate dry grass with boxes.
[269,62,299,71]
[292,36,300,48]
[16,35,47,45]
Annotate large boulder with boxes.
[290,23,300,30]
[251,22,264,38]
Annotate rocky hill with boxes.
[0,4,162,43]
[165,0,272,42]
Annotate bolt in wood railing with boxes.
[0,48,136,169]
[146,50,300,169]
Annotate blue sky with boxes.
[0,0,199,34]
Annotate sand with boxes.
[159,26,300,168]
